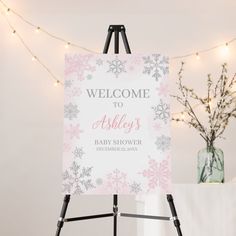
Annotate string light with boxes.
[64,42,70,49]
[35,26,40,33]
[1,0,236,60]
[195,52,200,60]
[225,42,229,51]
[219,42,230,58]
[0,10,62,87]
[31,56,37,61]
[0,0,97,53]
[224,42,229,53]
[54,80,60,87]
[11,29,16,35]
[5,7,10,15]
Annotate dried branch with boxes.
[172,62,236,146]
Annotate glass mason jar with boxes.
[197,145,224,183]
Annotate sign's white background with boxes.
[1,0,236,235]
[63,54,170,195]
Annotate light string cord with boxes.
[0,10,63,85]
[171,38,236,60]
[0,0,98,54]
[1,0,236,60]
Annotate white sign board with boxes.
[63,54,171,195]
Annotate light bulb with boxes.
[6,8,10,15]
[181,112,185,119]
[195,52,200,60]
[220,42,230,57]
[54,80,60,86]
[35,27,40,33]
[32,56,37,61]
[12,30,16,35]
[225,42,229,51]
[65,42,70,49]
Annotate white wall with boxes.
[1,0,236,235]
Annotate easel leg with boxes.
[55,195,71,236]
[103,26,113,54]
[113,194,118,236]
[167,194,183,236]
[120,28,131,54]
[114,30,119,54]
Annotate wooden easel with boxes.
[55,25,183,236]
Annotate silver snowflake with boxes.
[152,99,170,124]
[73,147,85,159]
[63,161,94,194]
[159,56,169,75]
[64,103,79,120]
[65,80,72,88]
[143,54,169,81]
[96,178,103,185]
[107,56,126,78]
[96,59,103,66]
[130,182,142,194]
[155,135,171,152]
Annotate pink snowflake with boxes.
[128,65,134,71]
[63,142,71,152]
[65,54,96,80]
[106,169,129,193]
[153,122,162,131]
[65,87,82,99]
[129,55,142,65]
[71,87,82,97]
[141,156,170,192]
[65,124,83,139]
[156,81,169,97]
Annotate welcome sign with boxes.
[63,54,171,195]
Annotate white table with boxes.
[136,184,236,236]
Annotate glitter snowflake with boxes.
[65,87,82,100]
[157,81,169,97]
[129,55,142,65]
[96,178,103,185]
[63,161,94,195]
[96,59,103,66]
[65,124,83,139]
[141,157,170,192]
[143,54,169,81]
[71,87,82,97]
[107,56,126,78]
[63,142,71,152]
[155,135,171,152]
[65,80,73,88]
[159,56,169,75]
[106,169,128,193]
[129,181,142,194]
[64,103,79,120]
[153,122,162,131]
[151,99,170,124]
[86,74,93,80]
[73,146,85,159]
[65,54,96,81]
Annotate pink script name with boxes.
[92,114,141,133]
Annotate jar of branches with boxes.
[172,63,236,183]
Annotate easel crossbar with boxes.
[64,212,171,223]
[120,213,171,221]
[64,213,114,222]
